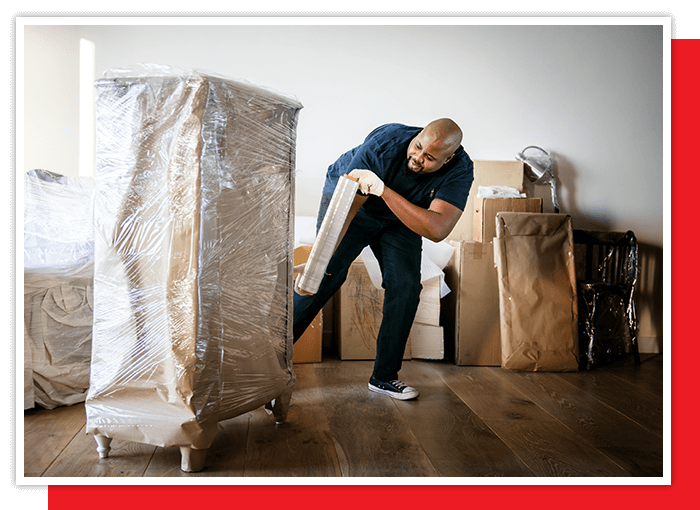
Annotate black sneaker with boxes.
[368,376,419,400]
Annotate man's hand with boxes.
[349,169,385,197]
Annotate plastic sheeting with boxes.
[296,175,359,294]
[574,230,640,369]
[24,169,96,409]
[85,65,303,450]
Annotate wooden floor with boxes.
[24,353,664,478]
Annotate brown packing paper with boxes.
[495,212,579,371]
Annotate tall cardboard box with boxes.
[334,259,412,360]
[495,212,579,371]
[442,241,501,366]
[473,197,543,242]
[293,246,323,363]
[448,160,527,242]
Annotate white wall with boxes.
[75,23,664,246]
[23,22,665,351]
[23,25,81,176]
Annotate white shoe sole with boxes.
[368,383,419,400]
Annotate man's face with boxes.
[406,129,455,174]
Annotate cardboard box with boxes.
[473,197,543,242]
[334,259,412,360]
[293,246,323,363]
[448,160,527,242]
[409,323,444,360]
[442,241,501,366]
[414,275,441,327]
[495,212,579,371]
[409,276,443,360]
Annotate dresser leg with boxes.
[94,435,113,459]
[180,446,207,472]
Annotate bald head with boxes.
[424,118,463,154]
[406,118,463,174]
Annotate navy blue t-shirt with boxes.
[323,123,474,222]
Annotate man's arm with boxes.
[381,188,462,243]
[348,168,464,242]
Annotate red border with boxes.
[48,38,696,510]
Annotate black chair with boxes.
[573,230,641,369]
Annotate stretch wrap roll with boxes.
[297,175,359,294]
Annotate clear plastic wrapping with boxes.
[297,175,359,294]
[85,65,303,450]
[574,230,640,369]
[24,169,96,409]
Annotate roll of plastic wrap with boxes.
[297,175,359,294]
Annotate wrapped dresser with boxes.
[85,66,302,471]
[24,170,95,410]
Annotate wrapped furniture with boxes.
[85,66,302,471]
[24,170,95,410]
[494,212,579,371]
[574,230,640,369]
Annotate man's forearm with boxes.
[380,187,461,242]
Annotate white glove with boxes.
[349,169,385,197]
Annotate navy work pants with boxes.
[294,195,423,382]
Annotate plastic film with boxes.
[24,170,96,409]
[573,230,640,369]
[85,65,302,450]
[297,175,359,294]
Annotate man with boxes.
[294,119,473,400]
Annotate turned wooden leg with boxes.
[94,435,113,459]
[265,386,293,425]
[179,446,207,472]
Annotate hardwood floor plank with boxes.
[243,364,342,477]
[394,361,534,477]
[485,419,631,477]
[430,362,629,477]
[315,360,439,477]
[24,355,664,479]
[605,355,664,398]
[42,427,157,477]
[555,369,663,438]
[24,403,87,477]
[496,369,663,476]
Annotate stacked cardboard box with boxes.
[409,276,444,360]
[444,161,542,365]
